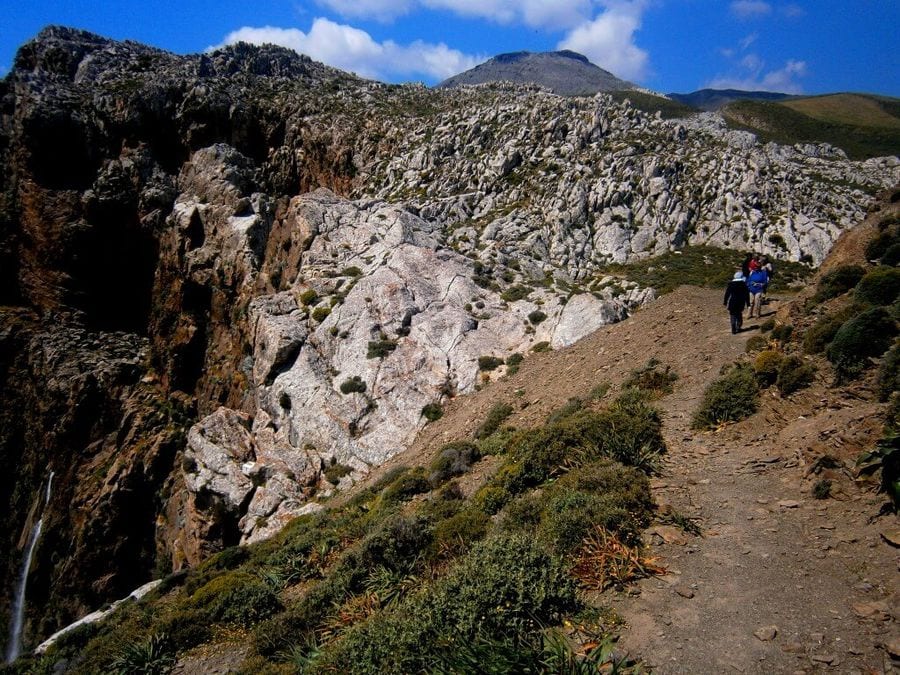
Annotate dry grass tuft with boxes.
[572,528,665,591]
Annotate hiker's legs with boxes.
[730,313,741,334]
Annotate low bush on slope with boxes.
[692,364,759,429]
[33,391,665,674]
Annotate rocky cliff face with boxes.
[0,26,896,648]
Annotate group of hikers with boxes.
[724,253,774,334]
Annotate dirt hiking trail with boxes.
[372,285,899,674]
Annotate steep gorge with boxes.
[0,26,897,651]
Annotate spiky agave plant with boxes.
[857,431,900,509]
[109,633,175,675]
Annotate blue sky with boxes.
[1,0,897,96]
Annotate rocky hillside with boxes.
[17,190,900,674]
[437,49,635,95]
[0,25,898,652]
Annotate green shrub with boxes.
[498,396,664,494]
[505,353,523,366]
[770,324,794,343]
[477,355,504,371]
[545,397,585,426]
[421,402,443,422]
[759,318,776,333]
[190,570,258,610]
[826,307,898,382]
[499,493,545,533]
[476,426,516,456]
[339,376,366,394]
[776,356,816,395]
[341,266,363,277]
[431,633,544,674]
[475,402,513,439]
[622,358,678,398]
[598,392,666,470]
[881,243,900,267]
[312,307,331,322]
[368,339,398,359]
[812,478,832,499]
[472,486,511,515]
[531,341,551,353]
[324,462,353,485]
[802,305,864,354]
[380,468,432,505]
[358,513,433,571]
[317,533,576,672]
[753,350,785,387]
[812,265,866,302]
[429,441,480,485]
[215,582,283,627]
[432,508,490,558]
[691,364,759,429]
[855,267,900,306]
[745,335,768,353]
[876,343,900,402]
[501,285,531,302]
[527,310,547,325]
[538,461,652,553]
[155,607,213,651]
[588,382,610,400]
[299,289,319,306]
[496,422,590,494]
[866,230,900,260]
[251,583,341,657]
[885,392,900,433]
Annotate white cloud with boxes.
[556,1,650,81]
[740,54,763,71]
[315,0,414,22]
[782,3,806,18]
[708,58,807,93]
[317,0,594,30]
[739,32,759,50]
[519,0,595,30]
[214,19,484,81]
[730,1,772,19]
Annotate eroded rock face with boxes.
[0,26,895,645]
[174,175,653,549]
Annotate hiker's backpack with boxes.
[747,270,767,293]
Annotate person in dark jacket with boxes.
[724,271,750,334]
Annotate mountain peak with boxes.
[438,50,634,96]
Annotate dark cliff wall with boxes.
[0,26,373,647]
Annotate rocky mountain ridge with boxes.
[0,26,897,650]
[437,49,635,95]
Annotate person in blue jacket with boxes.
[724,271,751,334]
[746,266,769,318]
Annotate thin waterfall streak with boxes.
[5,473,53,665]
[44,472,54,506]
[5,518,43,664]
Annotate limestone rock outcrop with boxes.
[170,160,652,547]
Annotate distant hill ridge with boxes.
[438,50,635,96]
[668,88,797,111]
